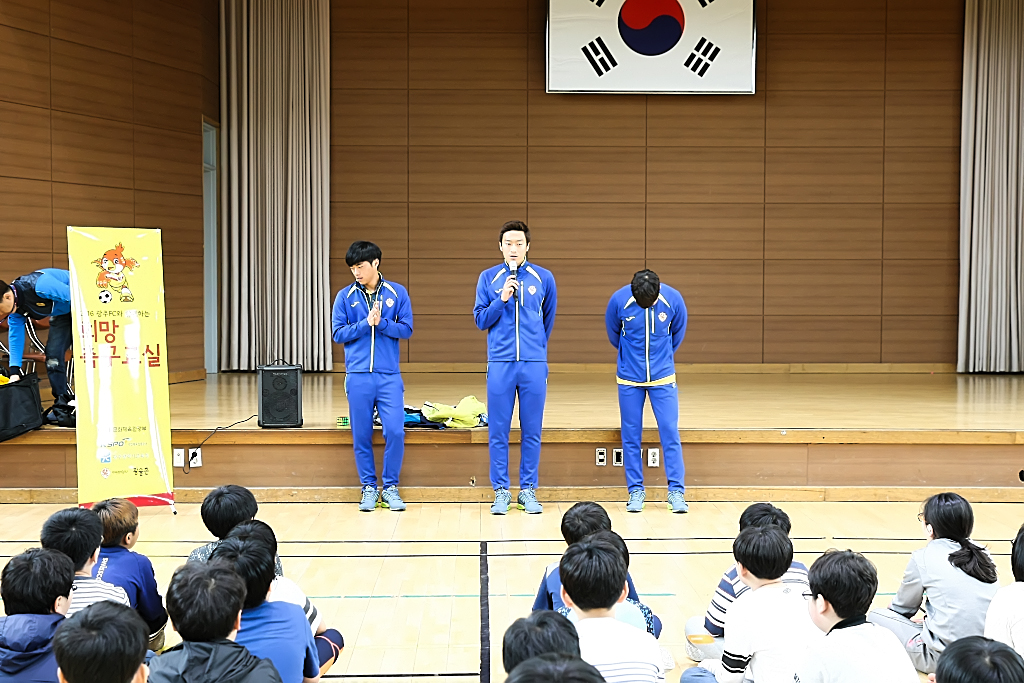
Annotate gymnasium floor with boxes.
[2,500,1021,682]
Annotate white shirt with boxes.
[575,615,665,683]
[985,582,1024,658]
[701,582,821,683]
[268,576,321,634]
[67,576,130,616]
[795,618,919,683]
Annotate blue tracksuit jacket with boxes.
[605,284,687,383]
[7,269,72,369]
[331,277,413,373]
[473,261,557,361]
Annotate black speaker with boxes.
[257,362,303,428]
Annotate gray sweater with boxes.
[891,538,1000,652]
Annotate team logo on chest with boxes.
[658,312,667,322]
[528,285,537,295]
[386,298,395,308]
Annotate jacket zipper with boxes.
[644,308,651,382]
[514,272,521,362]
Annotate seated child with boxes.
[227,520,342,664]
[92,498,169,650]
[210,537,321,683]
[190,485,284,576]
[505,652,605,683]
[985,522,1024,657]
[0,548,74,683]
[53,602,149,683]
[560,534,665,683]
[933,636,1024,683]
[796,550,918,683]
[869,492,999,674]
[503,610,580,674]
[148,562,282,683]
[681,526,821,683]
[686,502,809,661]
[40,508,131,616]
[534,502,662,637]
[556,531,655,635]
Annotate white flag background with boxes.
[547,0,755,94]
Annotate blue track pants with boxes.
[487,361,547,490]
[345,372,405,488]
[618,382,685,493]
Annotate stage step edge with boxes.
[3,486,1023,505]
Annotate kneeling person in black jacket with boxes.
[149,562,282,683]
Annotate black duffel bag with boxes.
[0,374,44,442]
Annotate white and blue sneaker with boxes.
[667,490,689,513]
[517,488,543,514]
[491,488,513,515]
[358,485,379,512]
[626,489,646,512]
[380,486,406,511]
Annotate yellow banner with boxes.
[67,227,174,509]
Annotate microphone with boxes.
[508,260,518,301]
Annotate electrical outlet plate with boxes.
[172,448,185,467]
[647,448,660,468]
[188,447,202,467]
[612,448,624,467]
[595,448,607,466]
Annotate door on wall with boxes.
[202,122,218,374]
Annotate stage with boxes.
[3,367,1024,501]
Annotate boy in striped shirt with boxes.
[685,503,808,662]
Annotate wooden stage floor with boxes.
[170,370,1024,434]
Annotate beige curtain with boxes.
[958,0,1024,372]
[220,0,332,371]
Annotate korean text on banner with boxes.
[67,227,174,509]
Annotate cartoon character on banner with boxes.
[94,243,139,303]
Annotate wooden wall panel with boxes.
[50,111,134,188]
[0,0,49,35]
[50,39,133,122]
[321,0,967,365]
[408,315,487,363]
[547,315,613,363]
[51,184,134,253]
[0,101,50,180]
[133,60,201,133]
[49,0,132,55]
[0,178,52,251]
[0,24,50,107]
[133,127,203,195]
[132,1,202,74]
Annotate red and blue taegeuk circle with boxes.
[617,0,685,56]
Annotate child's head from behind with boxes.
[166,561,247,642]
[739,502,792,534]
[935,636,1024,683]
[560,502,611,546]
[209,536,275,609]
[226,519,279,559]
[92,498,139,549]
[201,485,259,540]
[40,508,104,572]
[733,525,793,583]
[505,652,604,683]
[558,535,627,612]
[502,611,580,673]
[53,602,148,683]
[922,492,998,584]
[1,548,74,616]
[1012,522,1024,582]
[806,549,877,631]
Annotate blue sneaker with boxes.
[626,489,646,512]
[517,488,543,514]
[380,486,406,511]
[358,485,379,512]
[667,491,689,513]
[491,488,513,515]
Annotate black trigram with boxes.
[696,0,716,7]
[581,37,617,76]
[587,0,606,6]
[684,37,720,77]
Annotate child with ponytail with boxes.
[868,492,1000,674]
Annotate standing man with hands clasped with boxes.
[605,269,689,513]
[332,241,413,513]
[474,221,557,515]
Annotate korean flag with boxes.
[547,0,755,94]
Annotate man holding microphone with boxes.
[605,269,688,513]
[474,221,557,515]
